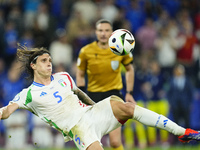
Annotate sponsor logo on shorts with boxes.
[75,135,85,148]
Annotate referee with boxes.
[76,19,135,150]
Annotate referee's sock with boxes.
[111,144,124,150]
[132,105,185,136]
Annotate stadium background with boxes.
[0,0,200,149]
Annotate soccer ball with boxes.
[109,29,135,56]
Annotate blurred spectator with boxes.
[1,61,25,106]
[167,64,194,128]
[72,0,98,24]
[0,58,6,78]
[3,109,29,149]
[115,0,130,9]
[112,8,131,31]
[0,58,6,107]
[50,0,62,18]
[154,24,177,80]
[190,88,200,131]
[133,55,150,103]
[159,0,180,18]
[31,115,54,148]
[36,3,51,31]
[145,60,169,146]
[23,0,41,29]
[194,47,200,88]
[154,10,170,32]
[49,28,73,73]
[0,58,6,146]
[31,2,57,48]
[168,19,180,38]
[125,0,146,34]
[66,10,93,58]
[176,19,199,77]
[7,5,24,37]
[66,10,90,44]
[0,9,5,57]
[143,0,161,20]
[194,10,200,40]
[19,30,34,48]
[34,3,56,47]
[0,61,27,149]
[136,18,157,56]
[4,21,18,66]
[51,0,74,29]
[100,0,119,23]
[31,20,48,48]
[123,56,148,149]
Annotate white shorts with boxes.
[70,96,122,150]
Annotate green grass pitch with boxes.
[0,145,198,150]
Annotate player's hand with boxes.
[125,93,136,104]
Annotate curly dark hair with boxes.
[16,44,50,80]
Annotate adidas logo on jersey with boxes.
[40,92,47,97]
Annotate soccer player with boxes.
[76,19,135,150]
[0,46,200,150]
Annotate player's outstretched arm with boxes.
[74,88,96,105]
[0,103,19,120]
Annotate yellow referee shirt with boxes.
[77,41,133,92]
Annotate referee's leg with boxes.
[109,127,124,150]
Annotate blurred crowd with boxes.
[0,0,200,149]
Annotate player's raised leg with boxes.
[110,95,200,143]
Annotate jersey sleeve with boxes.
[77,48,87,71]
[9,89,30,110]
[122,53,133,66]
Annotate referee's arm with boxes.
[124,63,136,104]
[76,68,85,87]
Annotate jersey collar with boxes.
[32,75,54,87]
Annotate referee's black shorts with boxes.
[87,89,124,103]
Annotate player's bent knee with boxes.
[110,95,135,120]
[123,102,135,118]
